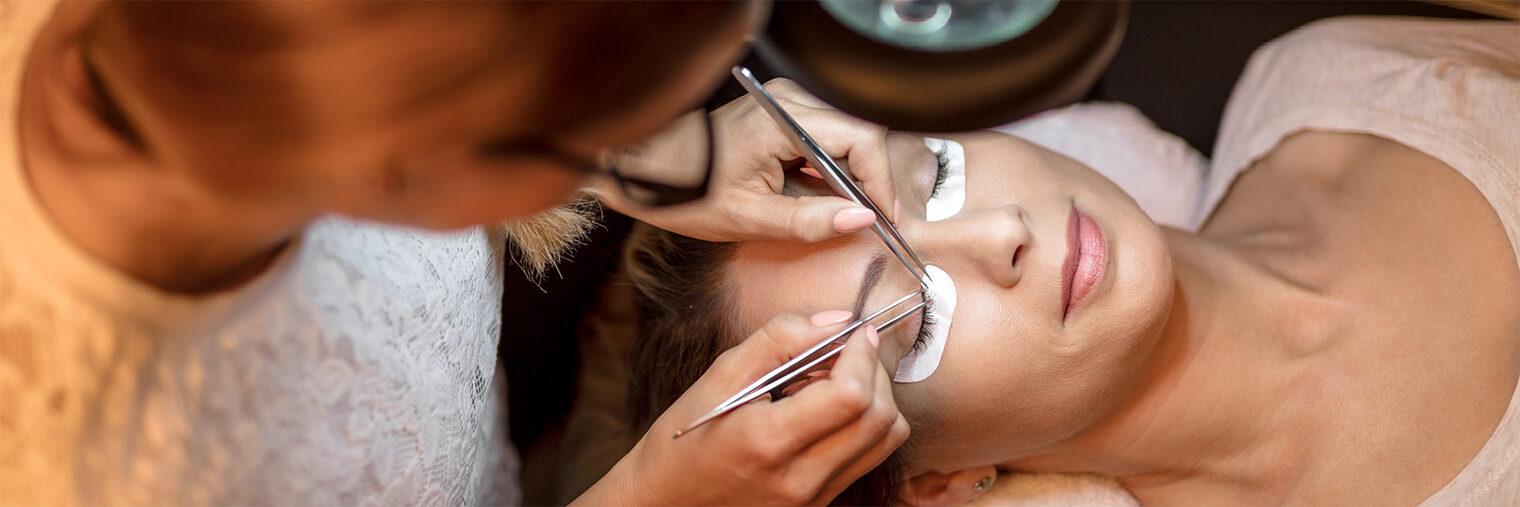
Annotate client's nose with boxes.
[908,206,1030,287]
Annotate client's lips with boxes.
[1061,205,1108,322]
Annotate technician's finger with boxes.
[842,139,896,223]
[765,327,885,456]
[764,78,831,110]
[744,89,894,218]
[813,413,910,505]
[792,110,897,223]
[712,311,847,384]
[813,347,909,501]
[742,194,875,242]
[801,329,900,468]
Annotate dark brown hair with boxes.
[623,224,742,428]
[623,224,908,505]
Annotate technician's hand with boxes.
[596,78,897,243]
[573,311,910,506]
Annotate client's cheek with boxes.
[875,336,911,376]
[892,383,946,430]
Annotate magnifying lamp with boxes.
[753,0,1128,132]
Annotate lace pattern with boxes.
[0,218,519,505]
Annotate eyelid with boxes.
[891,138,940,209]
[895,279,933,357]
[863,280,928,361]
[923,138,965,222]
[929,143,951,198]
[911,296,934,353]
[921,143,946,205]
[886,308,927,362]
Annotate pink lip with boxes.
[1061,205,1107,322]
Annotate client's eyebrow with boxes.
[852,254,889,319]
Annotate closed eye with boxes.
[924,138,965,222]
[929,142,950,199]
[911,295,937,354]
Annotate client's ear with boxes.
[898,466,999,506]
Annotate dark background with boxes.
[501,2,1497,501]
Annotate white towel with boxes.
[995,102,1209,231]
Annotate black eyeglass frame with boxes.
[479,111,714,207]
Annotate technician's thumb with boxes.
[767,195,876,243]
[713,310,855,382]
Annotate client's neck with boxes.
[1022,228,1324,504]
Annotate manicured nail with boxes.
[811,310,853,326]
[865,327,881,348]
[833,207,876,233]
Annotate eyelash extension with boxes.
[912,296,938,354]
[929,142,951,199]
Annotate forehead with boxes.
[728,233,928,348]
[729,236,878,334]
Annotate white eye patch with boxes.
[923,137,966,222]
[895,264,956,383]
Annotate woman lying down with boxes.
[621,17,1520,506]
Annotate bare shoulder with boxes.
[1217,130,1519,367]
[1206,130,1517,290]
[1210,130,1520,504]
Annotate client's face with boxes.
[727,131,1174,473]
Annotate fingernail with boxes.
[811,310,853,326]
[893,200,902,224]
[865,327,881,348]
[833,207,876,233]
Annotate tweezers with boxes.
[730,66,932,283]
[674,289,927,438]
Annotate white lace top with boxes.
[0,1,520,504]
[1205,17,1520,505]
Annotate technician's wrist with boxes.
[572,444,667,507]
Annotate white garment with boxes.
[996,102,1210,231]
[1207,17,1520,505]
[0,1,519,505]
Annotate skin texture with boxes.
[20,2,890,293]
[15,2,909,505]
[594,78,900,243]
[730,131,1175,486]
[724,130,1520,505]
[22,1,727,291]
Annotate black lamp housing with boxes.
[753,0,1128,132]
